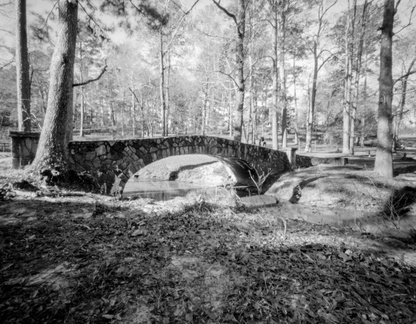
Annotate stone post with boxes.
[9,131,40,169]
[286,147,298,168]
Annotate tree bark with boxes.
[393,58,415,147]
[131,86,136,137]
[360,48,369,147]
[350,0,368,153]
[159,30,167,136]
[305,46,318,153]
[292,54,299,145]
[271,0,279,150]
[374,0,394,178]
[234,0,246,142]
[15,0,31,132]
[279,0,288,149]
[213,0,246,142]
[342,0,353,154]
[31,0,78,172]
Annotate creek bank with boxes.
[265,164,416,243]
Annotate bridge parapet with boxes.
[68,135,311,195]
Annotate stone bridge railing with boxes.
[10,133,312,195]
[68,136,312,194]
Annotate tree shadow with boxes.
[1,197,415,323]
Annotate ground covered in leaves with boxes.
[1,153,416,323]
[1,193,416,324]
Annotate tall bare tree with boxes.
[304,0,337,152]
[213,0,247,142]
[15,0,31,132]
[374,0,394,177]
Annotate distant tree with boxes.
[304,0,337,152]
[15,0,31,132]
[212,0,247,142]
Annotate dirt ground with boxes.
[1,152,416,323]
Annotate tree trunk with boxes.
[131,88,136,137]
[348,0,359,155]
[234,0,246,142]
[374,0,394,178]
[141,95,145,138]
[121,90,125,137]
[350,0,368,153]
[31,0,78,172]
[271,0,279,150]
[15,0,31,132]
[394,58,415,146]
[78,44,85,137]
[80,86,85,137]
[228,89,233,137]
[202,78,209,136]
[279,0,288,149]
[159,30,167,136]
[360,48,369,147]
[292,54,299,145]
[342,0,352,154]
[305,46,318,153]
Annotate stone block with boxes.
[95,144,107,156]
[137,159,145,168]
[85,151,96,161]
[139,147,148,155]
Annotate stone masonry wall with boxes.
[68,136,307,195]
[10,131,40,169]
[295,154,313,169]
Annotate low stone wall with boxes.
[68,136,302,194]
[10,131,40,169]
[296,154,313,169]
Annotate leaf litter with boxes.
[0,190,415,324]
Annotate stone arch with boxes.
[123,154,262,196]
[68,135,295,195]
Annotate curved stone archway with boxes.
[68,135,311,195]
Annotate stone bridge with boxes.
[67,135,312,195]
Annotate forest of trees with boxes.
[0,0,416,177]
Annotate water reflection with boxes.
[122,180,220,200]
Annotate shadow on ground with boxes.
[1,197,415,323]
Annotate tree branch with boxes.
[171,0,201,15]
[0,28,13,35]
[394,65,416,85]
[78,1,108,39]
[395,4,416,35]
[214,69,239,89]
[0,59,14,70]
[212,0,237,25]
[128,87,141,105]
[73,65,107,87]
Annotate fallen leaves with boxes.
[0,198,415,323]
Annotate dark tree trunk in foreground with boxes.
[374,0,394,178]
[16,0,31,132]
[31,0,78,173]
